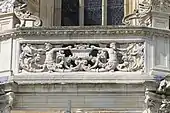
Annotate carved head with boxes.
[45,43,52,51]
[110,42,116,49]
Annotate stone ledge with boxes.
[14,72,154,84]
[0,26,170,41]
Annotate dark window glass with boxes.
[84,0,102,25]
[61,0,79,26]
[107,0,124,25]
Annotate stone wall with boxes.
[14,83,145,113]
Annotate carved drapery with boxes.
[0,0,41,27]
[19,42,144,73]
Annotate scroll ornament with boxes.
[123,0,151,26]
[19,42,144,73]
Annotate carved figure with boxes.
[130,43,144,72]
[14,0,41,27]
[157,78,170,93]
[160,98,170,113]
[1,92,15,113]
[91,42,118,72]
[19,44,34,72]
[44,43,67,72]
[19,42,144,73]
[142,91,156,113]
[123,0,151,26]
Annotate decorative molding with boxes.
[0,27,170,42]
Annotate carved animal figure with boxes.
[14,2,41,27]
[122,0,151,26]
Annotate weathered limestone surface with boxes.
[14,83,145,112]
[0,0,170,113]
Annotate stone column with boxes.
[102,0,107,25]
[79,0,84,26]
[54,0,61,26]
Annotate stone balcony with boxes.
[0,26,164,84]
[0,26,167,112]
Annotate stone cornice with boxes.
[0,26,170,41]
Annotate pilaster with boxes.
[54,0,61,26]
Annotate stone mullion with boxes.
[102,0,107,25]
[124,0,129,16]
[79,0,84,26]
[54,0,61,26]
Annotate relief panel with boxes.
[18,42,144,73]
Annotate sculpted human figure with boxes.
[44,43,69,72]
[130,42,144,71]
[19,44,34,71]
[91,42,118,72]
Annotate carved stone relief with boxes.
[159,95,170,113]
[19,42,144,73]
[123,0,152,27]
[151,0,170,12]
[14,0,41,27]
[0,0,41,27]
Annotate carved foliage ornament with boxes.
[19,42,144,73]
[0,0,41,27]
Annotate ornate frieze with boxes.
[19,42,144,73]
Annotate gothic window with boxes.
[61,0,79,26]
[107,0,124,25]
[84,0,102,25]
